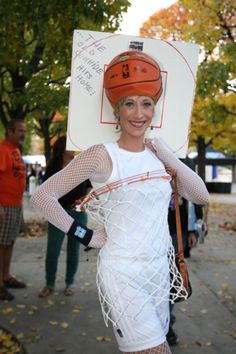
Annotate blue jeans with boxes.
[45,210,87,287]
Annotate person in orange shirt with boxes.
[0,119,27,301]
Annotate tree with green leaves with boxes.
[140,0,236,181]
[0,0,130,159]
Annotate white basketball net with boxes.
[75,169,188,327]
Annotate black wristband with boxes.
[67,219,93,246]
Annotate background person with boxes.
[38,136,92,297]
[0,119,27,301]
[31,51,209,353]
[167,196,201,345]
[168,197,200,258]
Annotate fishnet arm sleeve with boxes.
[151,138,209,205]
[31,144,111,234]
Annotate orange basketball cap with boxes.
[104,51,162,107]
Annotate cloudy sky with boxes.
[118,0,176,35]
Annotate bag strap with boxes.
[172,175,191,292]
[144,142,185,263]
[172,176,185,262]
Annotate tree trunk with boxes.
[38,117,53,163]
[197,136,207,182]
[44,134,51,163]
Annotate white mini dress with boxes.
[92,143,183,352]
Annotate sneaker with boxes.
[4,277,26,289]
[167,327,179,346]
[0,286,15,301]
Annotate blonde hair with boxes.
[113,97,126,121]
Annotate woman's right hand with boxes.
[67,218,107,249]
[88,228,107,248]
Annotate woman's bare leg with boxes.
[124,341,172,354]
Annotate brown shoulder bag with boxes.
[171,175,192,303]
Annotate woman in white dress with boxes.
[31,51,209,354]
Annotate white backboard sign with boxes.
[67,30,199,157]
